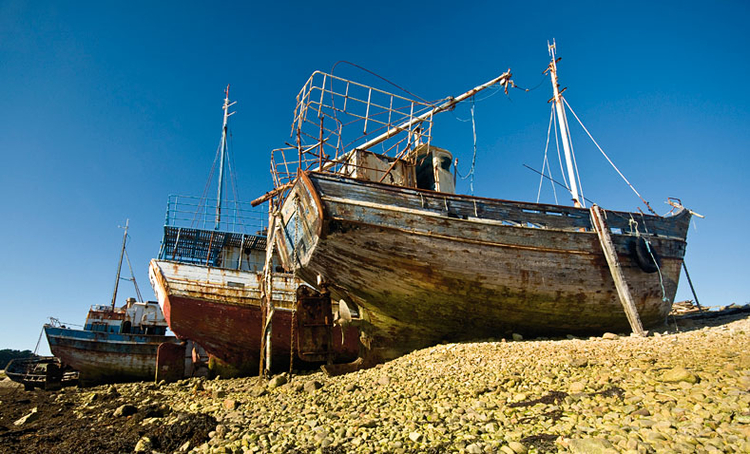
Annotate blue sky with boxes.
[1,1,748,353]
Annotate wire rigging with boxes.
[455,97,478,194]
[562,98,656,214]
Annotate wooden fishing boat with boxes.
[149,87,359,376]
[4,356,79,390]
[45,221,179,384]
[44,301,176,383]
[262,45,692,367]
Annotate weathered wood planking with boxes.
[276,171,691,362]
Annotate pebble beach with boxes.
[3,310,749,453]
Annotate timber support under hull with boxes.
[276,171,691,361]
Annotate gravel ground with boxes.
[3,311,749,453]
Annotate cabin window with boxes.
[120,321,131,334]
[415,153,436,190]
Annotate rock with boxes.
[113,404,137,417]
[250,386,267,398]
[568,438,616,454]
[13,407,39,426]
[466,443,482,453]
[408,431,422,442]
[304,380,323,393]
[212,387,226,399]
[569,357,589,368]
[268,374,288,389]
[508,441,528,454]
[631,407,650,417]
[223,399,238,410]
[512,333,523,341]
[134,436,152,452]
[660,367,698,384]
[344,383,358,392]
[602,332,619,340]
[377,375,391,386]
[569,381,587,393]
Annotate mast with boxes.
[547,41,583,208]
[110,219,129,310]
[215,85,236,230]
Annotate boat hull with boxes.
[276,171,692,361]
[44,325,177,383]
[149,260,359,374]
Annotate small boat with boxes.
[149,86,359,376]
[4,356,79,390]
[45,221,179,384]
[263,44,692,367]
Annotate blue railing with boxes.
[164,194,267,234]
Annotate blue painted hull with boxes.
[44,325,179,383]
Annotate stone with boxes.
[377,375,391,386]
[268,374,288,389]
[602,332,619,340]
[250,386,267,398]
[13,407,39,426]
[568,438,616,454]
[569,381,587,393]
[660,367,698,384]
[569,357,589,368]
[134,436,152,452]
[408,431,422,442]
[223,399,239,410]
[508,441,528,454]
[113,404,137,417]
[466,443,482,453]
[212,388,227,399]
[512,333,524,341]
[304,380,323,393]
[344,383,358,392]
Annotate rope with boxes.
[330,60,433,105]
[455,97,478,194]
[33,327,44,355]
[562,98,656,215]
[536,106,558,204]
[645,239,669,303]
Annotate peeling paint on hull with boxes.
[277,172,692,361]
[149,260,359,374]
[44,326,178,383]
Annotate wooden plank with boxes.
[590,205,645,336]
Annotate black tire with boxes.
[630,237,661,273]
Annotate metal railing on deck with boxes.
[164,194,267,234]
[271,71,438,189]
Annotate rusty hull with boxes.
[44,325,177,383]
[149,259,359,374]
[276,171,691,362]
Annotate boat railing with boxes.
[271,70,439,189]
[164,194,267,233]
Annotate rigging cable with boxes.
[455,97,478,194]
[537,105,559,204]
[562,98,656,215]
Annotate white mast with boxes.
[547,41,583,208]
[110,219,129,310]
[215,85,236,230]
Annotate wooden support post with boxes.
[590,205,646,336]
